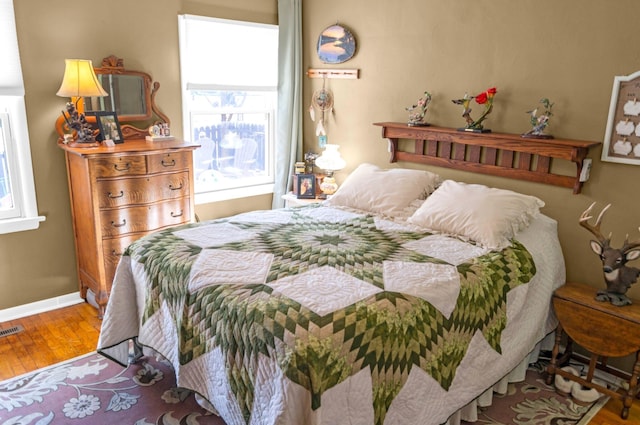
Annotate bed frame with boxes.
[374,122,601,194]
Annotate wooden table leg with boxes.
[546,324,564,385]
[622,350,640,419]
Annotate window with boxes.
[0,0,44,234]
[178,15,279,204]
[0,112,18,218]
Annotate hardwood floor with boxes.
[0,302,638,424]
[0,302,101,380]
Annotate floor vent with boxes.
[0,325,24,338]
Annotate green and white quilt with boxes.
[98,205,564,425]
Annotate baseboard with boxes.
[0,292,85,322]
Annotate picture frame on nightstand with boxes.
[296,173,316,199]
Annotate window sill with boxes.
[0,215,46,235]
[195,183,274,205]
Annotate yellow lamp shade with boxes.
[56,59,108,98]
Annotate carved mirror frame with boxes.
[55,55,170,140]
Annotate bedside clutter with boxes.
[546,281,640,419]
[292,173,325,197]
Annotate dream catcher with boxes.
[309,76,334,136]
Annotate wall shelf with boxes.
[306,68,359,79]
[373,122,601,194]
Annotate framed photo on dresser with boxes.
[93,111,124,144]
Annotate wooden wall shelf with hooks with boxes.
[374,122,600,194]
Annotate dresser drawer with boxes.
[147,151,192,174]
[102,234,141,288]
[96,172,191,208]
[100,199,191,238]
[91,155,147,177]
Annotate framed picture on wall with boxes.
[602,69,640,164]
[93,111,124,144]
[317,23,357,64]
[296,173,316,199]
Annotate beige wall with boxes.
[0,0,276,310]
[3,0,640,311]
[301,0,640,301]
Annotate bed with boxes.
[98,159,568,425]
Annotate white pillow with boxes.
[407,180,544,250]
[324,163,441,216]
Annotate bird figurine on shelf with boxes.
[452,87,497,132]
[451,93,474,127]
[405,91,432,126]
[522,98,554,139]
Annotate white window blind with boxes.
[0,0,44,233]
[0,0,24,96]
[180,15,278,90]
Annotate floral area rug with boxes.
[462,362,610,425]
[0,352,225,425]
[0,353,609,425]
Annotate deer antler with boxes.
[622,227,640,252]
[579,202,611,243]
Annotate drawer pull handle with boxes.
[169,183,183,191]
[114,163,131,172]
[111,219,127,228]
[111,250,123,256]
[161,159,176,167]
[171,210,183,218]
[108,190,124,199]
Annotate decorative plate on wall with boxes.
[317,23,356,64]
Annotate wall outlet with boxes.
[579,158,592,182]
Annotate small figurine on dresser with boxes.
[146,122,175,142]
[62,102,96,143]
[522,98,554,139]
[579,202,640,306]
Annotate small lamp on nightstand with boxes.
[314,144,346,197]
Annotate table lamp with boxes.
[314,144,346,196]
[56,59,108,143]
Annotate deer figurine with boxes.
[579,202,640,306]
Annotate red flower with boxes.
[475,87,497,105]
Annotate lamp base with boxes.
[320,176,339,196]
[66,141,100,148]
[61,135,100,148]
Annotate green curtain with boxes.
[272,0,303,208]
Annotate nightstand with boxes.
[546,281,640,419]
[282,192,324,208]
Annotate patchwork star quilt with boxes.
[98,205,564,425]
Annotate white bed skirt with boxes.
[446,333,552,425]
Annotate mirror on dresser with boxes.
[55,55,170,140]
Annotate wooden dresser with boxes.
[58,139,199,317]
